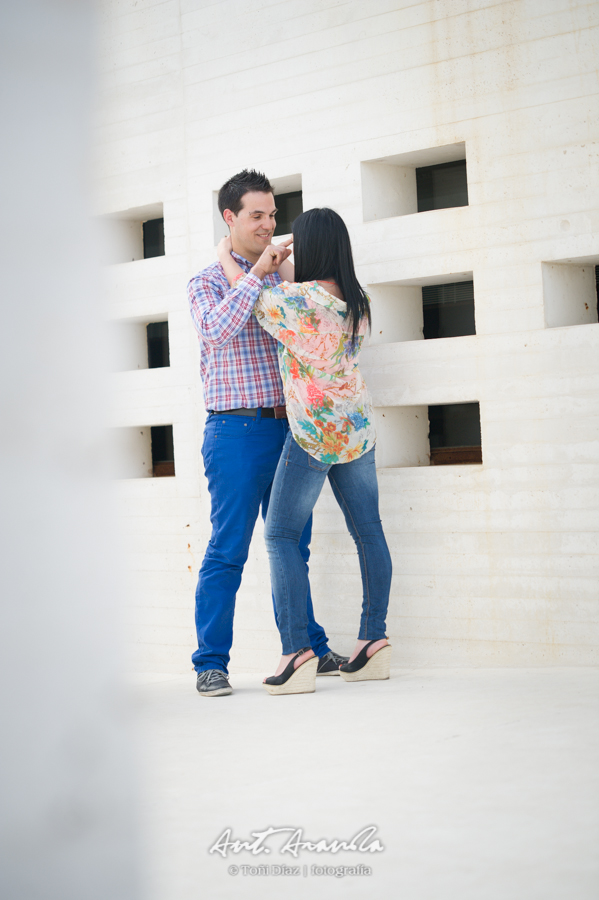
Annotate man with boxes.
[187,169,348,696]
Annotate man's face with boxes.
[224,191,277,261]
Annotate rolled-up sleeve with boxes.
[188,271,263,349]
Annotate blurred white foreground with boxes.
[0,3,139,898]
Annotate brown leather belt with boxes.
[214,406,287,419]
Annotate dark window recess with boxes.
[142,218,165,259]
[416,160,469,212]
[423,281,475,340]
[147,321,170,368]
[274,191,303,237]
[428,402,482,465]
[151,425,175,477]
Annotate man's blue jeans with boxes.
[264,431,392,655]
[192,412,331,674]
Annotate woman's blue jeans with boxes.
[264,431,392,654]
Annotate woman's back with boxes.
[254,279,375,464]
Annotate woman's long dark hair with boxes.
[292,207,370,343]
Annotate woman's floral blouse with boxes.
[253,280,376,464]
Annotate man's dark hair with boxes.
[293,207,371,344]
[217,169,273,218]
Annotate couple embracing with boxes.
[188,169,392,697]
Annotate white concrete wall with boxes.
[94,0,599,672]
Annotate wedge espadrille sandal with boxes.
[339,640,391,682]
[263,648,318,695]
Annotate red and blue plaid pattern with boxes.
[188,253,285,411]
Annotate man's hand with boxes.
[251,243,292,280]
[274,237,294,283]
[217,235,233,261]
[275,237,293,253]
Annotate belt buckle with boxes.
[274,406,287,419]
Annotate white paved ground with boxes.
[132,668,599,900]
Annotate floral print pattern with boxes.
[253,281,376,464]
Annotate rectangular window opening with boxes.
[416,160,468,212]
[274,190,303,237]
[142,217,165,259]
[422,280,475,339]
[428,402,482,466]
[147,321,170,368]
[151,425,175,477]
[361,143,467,221]
[98,203,163,265]
[542,261,599,328]
[110,316,170,371]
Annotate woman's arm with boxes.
[217,236,245,287]
[254,282,320,348]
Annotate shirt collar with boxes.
[231,250,252,270]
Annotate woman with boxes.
[218,208,392,695]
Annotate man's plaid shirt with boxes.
[188,252,285,411]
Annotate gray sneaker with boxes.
[317,649,349,676]
[196,669,232,697]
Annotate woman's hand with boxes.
[217,235,233,261]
